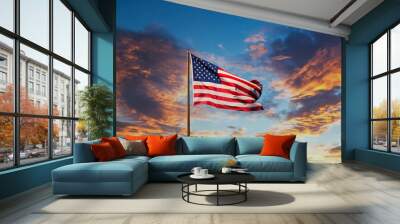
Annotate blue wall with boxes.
[344,0,400,170]
[92,32,115,134]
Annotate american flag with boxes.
[191,54,263,111]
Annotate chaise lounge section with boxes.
[52,136,307,196]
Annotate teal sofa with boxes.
[52,136,307,196]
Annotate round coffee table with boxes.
[177,173,255,206]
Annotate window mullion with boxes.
[13,0,20,167]
[388,30,391,153]
[71,10,76,154]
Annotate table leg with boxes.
[195,184,198,192]
[217,184,219,206]
[245,183,247,201]
[187,184,190,202]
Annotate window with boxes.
[0,54,8,89]
[0,0,14,32]
[20,0,49,49]
[370,23,400,154]
[0,55,7,67]
[0,34,13,112]
[35,70,40,81]
[0,0,91,170]
[74,18,90,70]
[74,69,89,118]
[28,67,34,80]
[35,84,40,96]
[0,71,7,84]
[53,119,72,158]
[53,0,72,60]
[42,85,46,97]
[28,81,34,94]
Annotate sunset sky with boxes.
[116,0,342,162]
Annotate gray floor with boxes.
[1,162,400,224]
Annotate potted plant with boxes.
[79,84,113,140]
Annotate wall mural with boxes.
[116,0,342,162]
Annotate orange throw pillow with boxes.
[260,134,296,159]
[146,134,177,157]
[101,137,126,158]
[91,142,117,161]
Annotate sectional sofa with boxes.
[52,136,307,196]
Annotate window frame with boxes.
[0,0,92,171]
[370,21,400,154]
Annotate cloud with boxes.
[244,32,265,43]
[244,32,268,60]
[191,127,246,136]
[256,41,342,137]
[260,102,341,136]
[217,43,224,50]
[266,31,340,76]
[271,47,341,100]
[272,55,291,61]
[116,28,188,136]
[248,42,268,60]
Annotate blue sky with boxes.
[116,0,342,162]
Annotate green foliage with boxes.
[79,84,113,140]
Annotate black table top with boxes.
[177,172,255,185]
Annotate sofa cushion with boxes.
[236,137,263,155]
[179,137,235,155]
[53,159,147,183]
[149,154,235,172]
[236,155,293,172]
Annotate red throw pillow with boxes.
[260,134,296,159]
[146,134,177,157]
[91,142,117,161]
[101,137,126,158]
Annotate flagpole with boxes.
[187,50,191,136]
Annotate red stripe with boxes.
[193,93,255,104]
[220,81,259,99]
[193,85,255,99]
[218,72,261,92]
[194,101,264,111]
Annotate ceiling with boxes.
[167,0,384,38]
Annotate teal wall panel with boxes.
[344,0,400,171]
[0,158,72,199]
[92,32,115,134]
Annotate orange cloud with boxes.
[244,32,265,43]
[271,47,341,100]
[116,30,187,136]
[259,46,341,136]
[271,102,341,136]
[248,42,268,60]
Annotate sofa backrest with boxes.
[235,137,264,155]
[178,136,236,155]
